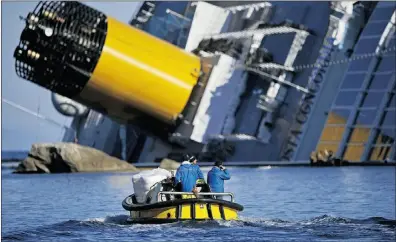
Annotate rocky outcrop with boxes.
[14,143,139,174]
[309,150,349,166]
[159,158,180,171]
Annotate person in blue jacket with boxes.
[207,160,231,198]
[174,154,204,193]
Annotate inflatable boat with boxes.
[122,168,244,224]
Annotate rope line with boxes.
[243,46,396,72]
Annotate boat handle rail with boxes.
[157,191,235,202]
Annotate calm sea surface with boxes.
[2,166,395,241]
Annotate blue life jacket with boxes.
[174,161,204,192]
[207,167,231,193]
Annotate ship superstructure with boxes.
[18,1,394,163]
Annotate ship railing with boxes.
[191,2,272,13]
[157,191,235,202]
[204,26,310,40]
[224,2,272,13]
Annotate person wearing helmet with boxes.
[174,154,204,195]
[207,160,231,199]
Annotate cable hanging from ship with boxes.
[196,19,395,73]
[196,4,395,74]
[239,45,396,72]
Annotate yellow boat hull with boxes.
[123,197,243,224]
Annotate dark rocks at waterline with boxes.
[14,143,139,174]
[310,158,350,167]
[310,150,350,166]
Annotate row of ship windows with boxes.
[348,53,395,72]
[318,103,395,161]
[319,49,395,161]
[319,125,395,144]
[354,34,395,54]
[325,109,395,127]
[360,5,395,37]
[318,20,395,162]
[341,71,394,89]
[360,21,393,38]
[333,91,395,107]
[317,141,393,162]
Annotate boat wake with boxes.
[3,214,395,241]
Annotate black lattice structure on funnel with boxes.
[14,1,108,97]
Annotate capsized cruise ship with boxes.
[18,1,395,163]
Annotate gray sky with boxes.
[1,1,141,151]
